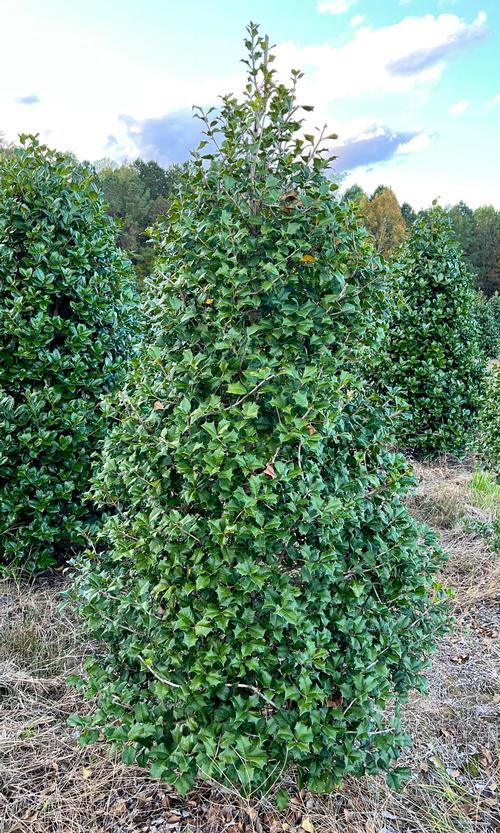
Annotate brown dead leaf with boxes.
[306,423,317,436]
[478,748,494,768]
[135,791,151,808]
[153,400,165,411]
[263,463,276,479]
[280,192,303,209]
[110,799,127,817]
[326,689,343,708]
[450,653,469,664]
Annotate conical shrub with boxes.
[72,26,448,797]
[0,137,136,572]
[382,207,484,457]
[477,363,500,479]
[475,292,500,359]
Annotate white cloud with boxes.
[275,11,488,107]
[0,4,489,169]
[0,4,241,160]
[396,132,432,154]
[317,0,356,15]
[487,93,500,107]
[343,161,498,210]
[448,99,470,116]
[350,14,365,28]
[331,121,431,171]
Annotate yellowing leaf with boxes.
[82,767,93,780]
[301,817,315,833]
[301,254,315,263]
[205,298,214,305]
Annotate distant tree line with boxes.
[2,132,499,297]
[97,162,500,300]
[94,158,184,281]
[342,183,500,299]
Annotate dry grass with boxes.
[0,460,499,832]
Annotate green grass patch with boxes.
[470,470,500,516]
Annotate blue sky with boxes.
[2,0,499,207]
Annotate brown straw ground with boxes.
[0,460,499,832]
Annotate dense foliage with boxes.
[477,364,500,480]
[381,207,483,457]
[71,27,448,798]
[0,136,135,572]
[475,292,500,359]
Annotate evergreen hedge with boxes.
[0,137,135,572]
[476,292,500,359]
[382,208,484,457]
[71,27,448,798]
[477,363,500,480]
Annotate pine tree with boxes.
[72,26,448,798]
[0,137,135,571]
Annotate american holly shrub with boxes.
[475,292,500,359]
[71,26,449,798]
[381,207,484,458]
[0,136,136,572]
[477,363,500,480]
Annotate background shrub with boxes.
[381,207,484,458]
[72,27,448,798]
[0,136,136,572]
[475,292,500,359]
[477,363,500,480]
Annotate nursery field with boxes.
[1,459,498,833]
[2,20,500,833]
